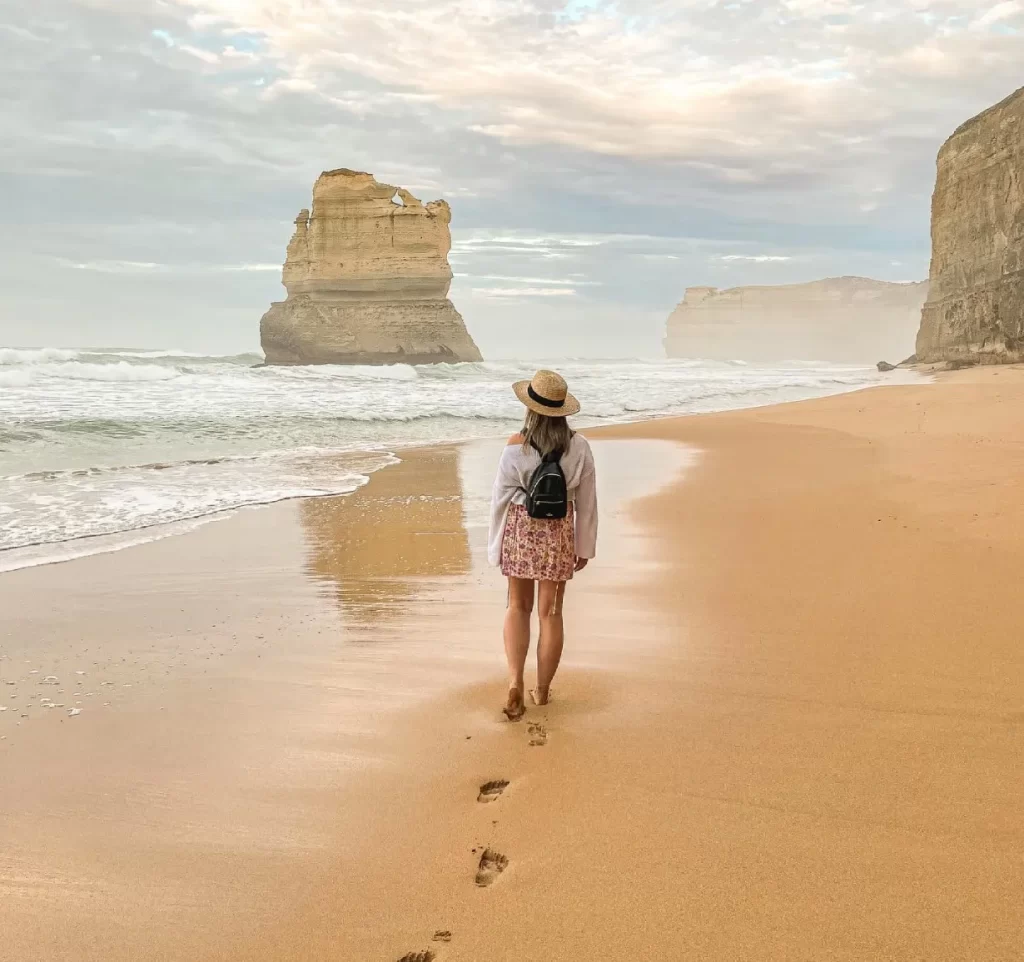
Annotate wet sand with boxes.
[0,439,687,959]
[2,367,1023,960]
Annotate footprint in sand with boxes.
[528,723,548,747]
[477,779,509,803]
[397,952,435,962]
[475,848,508,887]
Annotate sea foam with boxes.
[0,347,922,571]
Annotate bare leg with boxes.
[503,577,534,719]
[533,580,566,704]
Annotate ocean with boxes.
[0,348,918,571]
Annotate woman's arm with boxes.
[487,439,523,567]
[574,440,598,561]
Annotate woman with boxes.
[487,369,598,720]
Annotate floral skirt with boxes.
[500,502,576,582]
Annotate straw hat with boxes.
[513,369,580,418]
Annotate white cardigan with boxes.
[487,433,598,567]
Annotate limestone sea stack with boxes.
[664,277,928,363]
[260,169,481,365]
[916,87,1024,365]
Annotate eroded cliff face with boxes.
[916,87,1024,364]
[664,277,928,363]
[261,169,481,365]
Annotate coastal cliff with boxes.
[916,87,1024,365]
[664,277,928,363]
[260,169,481,365]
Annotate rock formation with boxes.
[260,169,481,365]
[664,277,928,363]
[916,87,1024,365]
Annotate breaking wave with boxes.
[0,346,922,570]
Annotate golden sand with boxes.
[2,368,1022,960]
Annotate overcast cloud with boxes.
[1,0,1021,355]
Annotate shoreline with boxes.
[0,364,925,575]
[3,366,1022,960]
[0,436,691,961]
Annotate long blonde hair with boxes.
[521,410,574,458]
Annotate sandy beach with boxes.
[2,366,1023,961]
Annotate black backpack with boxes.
[524,445,568,519]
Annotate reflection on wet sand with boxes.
[300,446,471,621]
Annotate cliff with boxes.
[260,169,481,365]
[664,277,928,363]
[916,87,1024,365]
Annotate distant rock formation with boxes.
[260,169,481,365]
[916,87,1024,365]
[664,277,929,363]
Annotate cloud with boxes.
[451,232,609,260]
[471,287,578,298]
[0,22,49,41]
[60,259,165,273]
[718,255,794,263]
[975,1,1023,29]
[57,258,281,273]
[455,273,600,285]
[167,0,1023,206]
[1,0,1017,353]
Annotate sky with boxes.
[1,0,1022,357]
